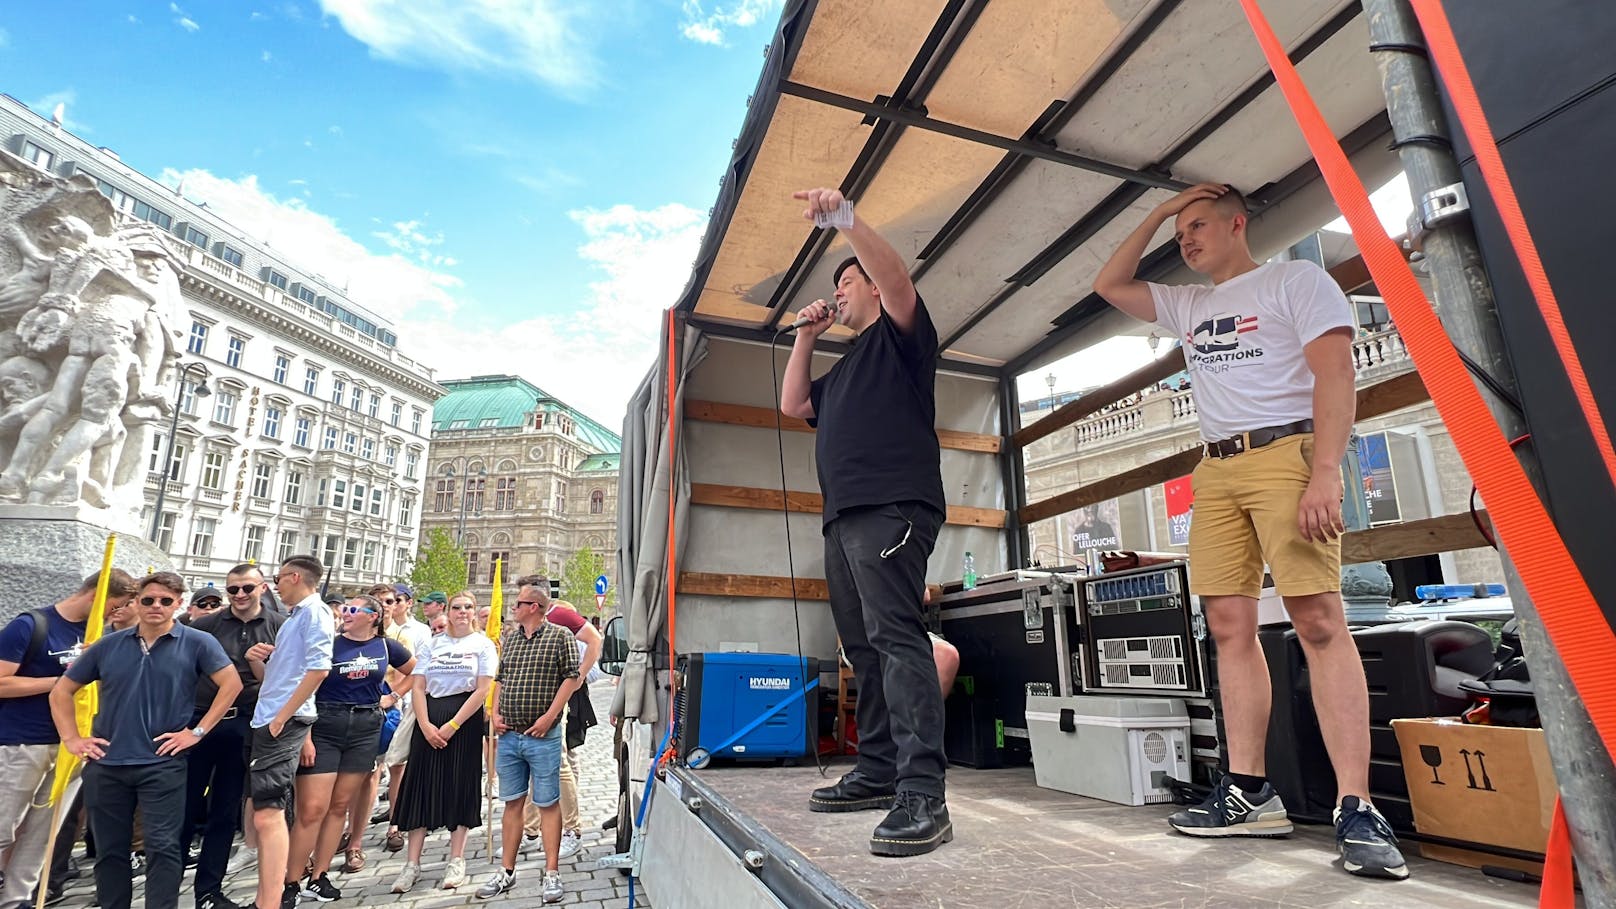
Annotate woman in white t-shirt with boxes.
[387,593,497,894]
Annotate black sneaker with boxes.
[869,791,953,857]
[809,771,896,813]
[130,853,147,877]
[301,873,341,902]
[1335,796,1409,879]
[198,892,245,909]
[1168,775,1293,838]
[280,882,301,909]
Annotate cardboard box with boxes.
[1391,717,1555,876]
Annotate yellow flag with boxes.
[48,534,114,805]
[484,557,503,714]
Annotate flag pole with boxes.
[484,559,504,860]
[36,534,117,909]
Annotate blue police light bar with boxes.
[1415,583,1507,600]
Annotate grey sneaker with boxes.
[540,870,563,904]
[520,833,541,855]
[224,846,258,875]
[1335,796,1409,879]
[1168,775,1293,837]
[390,862,420,894]
[475,869,514,900]
[441,856,468,889]
[556,830,580,860]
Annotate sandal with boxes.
[384,830,405,853]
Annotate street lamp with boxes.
[444,458,487,546]
[1045,372,1057,412]
[149,362,211,545]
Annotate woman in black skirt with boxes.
[388,593,497,893]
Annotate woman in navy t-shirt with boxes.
[287,594,414,900]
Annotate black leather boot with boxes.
[808,771,896,813]
[870,791,952,857]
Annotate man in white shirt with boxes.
[1095,183,1405,881]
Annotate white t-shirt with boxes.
[1149,259,1353,441]
[386,618,432,706]
[415,631,498,699]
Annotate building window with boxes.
[212,390,238,425]
[225,336,245,368]
[411,409,423,435]
[316,478,328,506]
[384,445,398,468]
[294,417,312,448]
[398,497,413,527]
[405,450,419,479]
[553,490,566,514]
[219,245,245,268]
[434,477,455,513]
[369,394,381,418]
[350,385,363,412]
[267,270,290,291]
[191,517,216,557]
[131,200,171,230]
[304,366,320,396]
[21,141,54,170]
[187,321,208,355]
[323,426,337,450]
[342,432,357,454]
[391,402,402,427]
[201,450,226,489]
[185,226,209,249]
[479,418,498,428]
[590,489,605,514]
[296,286,317,305]
[251,462,273,499]
[467,476,486,513]
[489,552,509,584]
[466,551,480,583]
[166,442,188,481]
[361,437,375,460]
[154,512,178,551]
[351,483,366,513]
[323,535,339,569]
[533,412,545,430]
[395,547,410,577]
[449,420,469,430]
[331,479,347,509]
[362,541,378,573]
[263,406,282,439]
[331,378,345,406]
[178,379,202,416]
[285,470,303,505]
[243,525,265,562]
[276,529,297,563]
[371,487,384,517]
[495,477,516,511]
[273,354,290,384]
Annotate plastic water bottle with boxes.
[962,552,977,590]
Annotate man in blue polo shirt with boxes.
[51,571,240,909]
[0,569,139,909]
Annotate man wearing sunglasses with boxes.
[183,586,225,626]
[51,572,239,909]
[183,565,286,909]
[247,557,334,909]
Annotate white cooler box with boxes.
[1025,695,1191,806]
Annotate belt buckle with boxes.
[221,707,238,720]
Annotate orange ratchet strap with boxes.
[1235,1,1616,904]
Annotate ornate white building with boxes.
[1,94,446,589]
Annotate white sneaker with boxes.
[390,862,419,894]
[225,846,257,875]
[520,833,542,855]
[541,870,563,903]
[441,856,468,889]
[557,830,580,860]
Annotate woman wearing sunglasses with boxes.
[388,592,496,893]
[287,595,415,902]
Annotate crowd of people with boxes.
[0,558,607,909]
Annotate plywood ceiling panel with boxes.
[789,0,952,100]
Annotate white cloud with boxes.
[261,49,273,62]
[680,0,780,46]
[127,14,140,24]
[0,28,10,48]
[373,219,458,269]
[328,124,343,136]
[317,0,599,94]
[170,1,200,30]
[250,10,269,21]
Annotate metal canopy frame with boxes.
[673,0,1387,381]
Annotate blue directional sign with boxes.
[595,575,609,596]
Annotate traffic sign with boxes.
[595,575,609,596]
[595,593,607,610]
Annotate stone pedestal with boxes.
[0,504,173,618]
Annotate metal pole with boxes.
[149,363,203,545]
[1365,0,1616,896]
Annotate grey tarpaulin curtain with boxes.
[612,314,703,726]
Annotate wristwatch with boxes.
[191,724,209,738]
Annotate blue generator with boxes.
[676,652,821,764]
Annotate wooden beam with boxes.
[1342,510,1493,562]
[1013,253,1383,450]
[690,483,1006,528]
[686,399,1002,453]
[1019,371,1433,523]
[678,571,829,601]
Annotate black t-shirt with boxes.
[189,607,287,713]
[808,296,945,527]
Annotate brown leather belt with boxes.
[1203,419,1315,459]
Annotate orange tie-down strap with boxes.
[1234,0,1616,903]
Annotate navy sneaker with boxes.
[1168,775,1293,837]
[1335,796,1409,879]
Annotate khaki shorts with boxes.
[1188,433,1341,599]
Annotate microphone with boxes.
[783,302,841,332]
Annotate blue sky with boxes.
[0,0,784,424]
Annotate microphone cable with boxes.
[770,327,829,779]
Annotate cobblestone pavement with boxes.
[58,685,652,908]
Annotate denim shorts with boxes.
[495,728,562,806]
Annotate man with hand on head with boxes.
[779,187,949,857]
[51,572,240,909]
[1094,182,1404,880]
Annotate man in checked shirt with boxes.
[475,584,580,904]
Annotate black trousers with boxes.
[184,711,251,903]
[824,502,946,798]
[84,759,187,909]
[47,789,84,891]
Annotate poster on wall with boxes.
[1064,499,1122,553]
[1358,432,1401,525]
[1163,476,1194,546]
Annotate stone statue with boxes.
[0,150,182,525]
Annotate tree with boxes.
[559,545,614,616]
[408,527,467,607]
